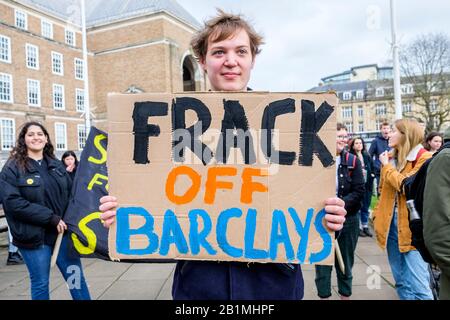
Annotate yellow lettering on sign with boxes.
[88,134,107,164]
[71,212,101,255]
[87,173,109,191]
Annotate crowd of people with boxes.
[0,9,449,301]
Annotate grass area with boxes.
[370,195,378,211]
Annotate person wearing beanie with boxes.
[424,125,450,299]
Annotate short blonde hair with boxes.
[190,9,264,62]
[391,118,425,169]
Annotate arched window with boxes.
[182,56,196,92]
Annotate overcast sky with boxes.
[176,0,450,91]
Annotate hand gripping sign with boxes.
[107,92,337,265]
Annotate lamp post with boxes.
[390,0,402,119]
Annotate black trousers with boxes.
[315,213,360,298]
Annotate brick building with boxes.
[0,0,206,167]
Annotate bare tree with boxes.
[400,32,450,133]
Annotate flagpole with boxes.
[390,0,402,120]
[81,0,91,133]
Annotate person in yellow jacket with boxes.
[373,118,433,300]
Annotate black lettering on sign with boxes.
[132,101,168,164]
[298,100,335,167]
[215,99,256,164]
[172,97,213,165]
[261,98,296,165]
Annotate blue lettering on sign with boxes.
[115,206,332,263]
[188,209,217,255]
[216,208,243,258]
[309,208,332,263]
[159,209,189,255]
[116,207,159,255]
[244,208,269,259]
[288,207,313,263]
[269,209,295,261]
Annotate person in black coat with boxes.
[315,123,365,299]
[368,122,391,196]
[0,122,91,300]
[349,137,375,237]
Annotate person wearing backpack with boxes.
[315,123,365,300]
[374,118,433,300]
[424,126,450,300]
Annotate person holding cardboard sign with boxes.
[100,9,347,300]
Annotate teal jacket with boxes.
[424,142,450,300]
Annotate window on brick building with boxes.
[53,84,65,110]
[26,44,39,70]
[65,29,76,46]
[15,10,27,30]
[0,35,11,63]
[0,118,15,150]
[52,52,64,75]
[75,58,84,80]
[77,124,87,150]
[27,79,40,107]
[0,73,13,103]
[76,88,85,112]
[41,20,53,39]
[55,123,67,150]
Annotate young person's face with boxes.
[429,136,443,151]
[64,155,76,167]
[381,125,391,138]
[353,139,363,152]
[388,125,402,148]
[336,129,349,154]
[25,125,48,153]
[200,28,255,91]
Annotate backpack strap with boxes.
[412,148,427,168]
[345,152,357,176]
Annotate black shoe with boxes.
[7,252,24,265]
[363,227,373,237]
[359,229,367,237]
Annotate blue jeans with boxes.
[359,188,373,227]
[19,234,91,300]
[8,229,19,253]
[386,210,433,300]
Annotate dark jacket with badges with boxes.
[337,150,365,216]
[0,156,72,249]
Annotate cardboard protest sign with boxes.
[107,92,337,265]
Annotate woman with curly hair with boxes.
[373,119,433,300]
[0,122,91,300]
